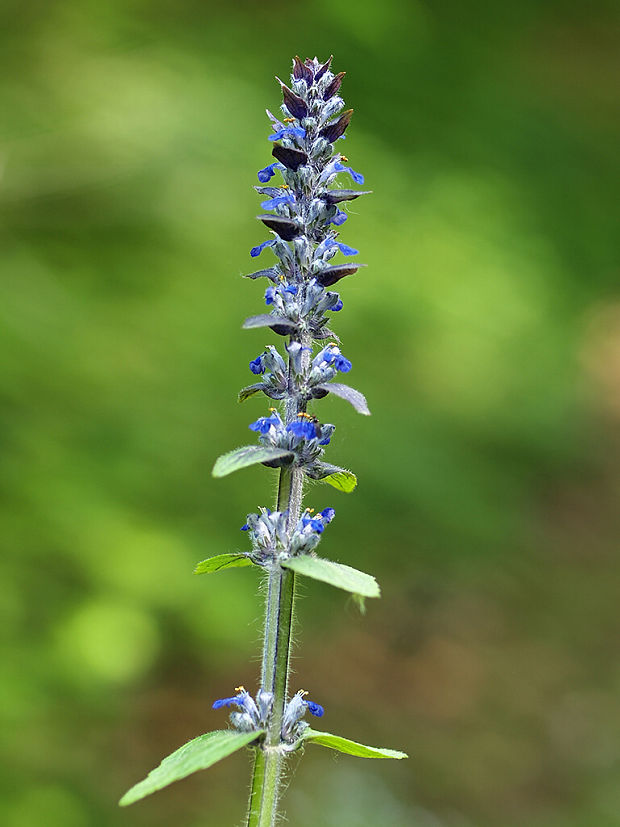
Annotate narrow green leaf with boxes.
[119,730,263,806]
[321,469,357,493]
[194,553,255,574]
[242,314,296,332]
[302,729,407,760]
[238,384,264,402]
[212,446,294,477]
[281,556,380,598]
[317,382,371,415]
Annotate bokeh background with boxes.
[2,1,619,825]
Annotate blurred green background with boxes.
[2,0,619,825]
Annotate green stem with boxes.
[246,336,310,827]
[246,748,266,825]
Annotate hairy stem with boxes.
[247,335,310,827]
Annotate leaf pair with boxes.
[212,445,357,493]
[238,380,370,416]
[120,729,407,806]
[195,551,379,600]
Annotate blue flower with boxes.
[291,506,335,554]
[265,282,298,305]
[300,506,335,534]
[212,686,273,733]
[268,127,306,142]
[332,298,343,311]
[333,161,365,185]
[240,523,249,531]
[249,355,265,375]
[331,210,348,226]
[250,239,275,258]
[306,701,324,717]
[318,239,358,257]
[334,354,352,372]
[257,162,284,183]
[260,194,295,210]
[281,690,325,740]
[286,418,318,441]
[249,411,281,434]
[315,344,352,373]
[212,689,256,715]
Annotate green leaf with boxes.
[302,729,407,760]
[238,384,264,402]
[317,382,371,415]
[242,313,296,332]
[119,730,263,806]
[194,553,255,574]
[281,556,380,598]
[212,446,294,477]
[321,468,357,493]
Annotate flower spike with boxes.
[121,56,406,822]
[155,54,410,827]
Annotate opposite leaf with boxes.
[302,729,407,760]
[317,382,370,415]
[321,468,357,493]
[238,384,264,402]
[244,267,279,280]
[242,314,296,331]
[194,554,254,574]
[281,556,380,598]
[212,446,294,477]
[119,730,263,806]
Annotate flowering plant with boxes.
[119,55,406,827]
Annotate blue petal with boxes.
[345,166,365,185]
[287,419,317,440]
[240,524,249,531]
[310,519,325,533]
[251,239,275,258]
[213,695,243,710]
[264,286,276,305]
[334,355,352,373]
[306,701,324,717]
[249,417,273,434]
[320,507,336,522]
[332,299,343,311]
[260,194,294,210]
[268,127,306,142]
[332,210,348,226]
[315,346,334,364]
[335,242,358,256]
[249,356,265,375]
[257,163,278,183]
[333,162,364,185]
